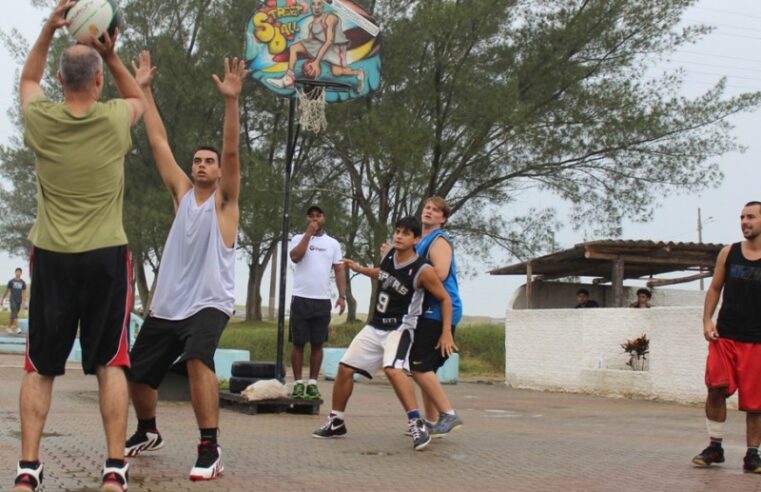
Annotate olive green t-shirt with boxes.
[24,96,131,253]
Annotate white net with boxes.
[296,85,328,133]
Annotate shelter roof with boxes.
[489,240,724,281]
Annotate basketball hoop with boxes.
[294,79,352,134]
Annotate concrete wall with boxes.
[508,281,704,309]
[504,306,732,406]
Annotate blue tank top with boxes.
[415,229,463,325]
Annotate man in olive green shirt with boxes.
[13,1,144,491]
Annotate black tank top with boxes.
[369,250,428,331]
[717,242,761,343]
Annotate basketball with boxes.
[301,62,317,79]
[65,0,120,44]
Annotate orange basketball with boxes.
[302,62,317,79]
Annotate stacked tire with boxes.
[228,361,286,393]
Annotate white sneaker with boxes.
[101,461,128,491]
[189,441,223,481]
[125,430,164,457]
[266,71,295,89]
[13,462,43,492]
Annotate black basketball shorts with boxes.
[128,307,230,389]
[410,317,457,373]
[289,295,331,346]
[25,245,132,376]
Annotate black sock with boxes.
[710,438,723,447]
[200,428,218,443]
[138,417,157,433]
[105,458,126,468]
[19,460,40,469]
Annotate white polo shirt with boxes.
[289,232,343,300]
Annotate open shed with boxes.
[489,240,724,308]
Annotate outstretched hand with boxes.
[212,57,248,98]
[343,259,360,272]
[46,0,76,33]
[131,50,157,88]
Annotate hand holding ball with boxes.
[65,0,120,44]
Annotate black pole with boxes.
[276,98,297,381]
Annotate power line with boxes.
[680,69,761,82]
[670,59,761,74]
[693,6,761,22]
[684,18,761,34]
[678,49,761,65]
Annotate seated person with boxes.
[630,288,652,308]
[575,289,599,308]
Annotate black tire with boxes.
[229,376,266,394]
[231,361,285,379]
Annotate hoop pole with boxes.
[276,97,297,380]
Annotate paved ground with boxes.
[0,353,760,491]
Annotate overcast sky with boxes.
[0,1,759,319]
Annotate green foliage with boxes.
[219,319,505,377]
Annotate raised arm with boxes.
[132,50,191,207]
[703,245,730,342]
[89,31,144,126]
[212,57,247,207]
[428,237,453,281]
[19,0,75,111]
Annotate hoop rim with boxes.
[294,78,353,91]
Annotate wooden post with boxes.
[526,261,533,309]
[611,259,624,307]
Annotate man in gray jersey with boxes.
[124,51,245,481]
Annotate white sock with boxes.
[331,410,345,420]
[308,379,317,386]
[295,379,304,384]
[706,418,724,441]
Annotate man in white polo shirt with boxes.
[289,205,346,400]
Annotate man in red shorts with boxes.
[693,201,761,473]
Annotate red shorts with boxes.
[705,338,761,411]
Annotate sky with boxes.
[0,1,759,319]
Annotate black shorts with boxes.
[410,317,457,373]
[9,300,21,320]
[289,296,331,346]
[25,246,132,376]
[128,308,229,389]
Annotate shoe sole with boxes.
[189,464,224,481]
[691,457,723,467]
[101,482,126,492]
[126,440,164,457]
[312,433,346,439]
[414,437,432,451]
[12,487,36,492]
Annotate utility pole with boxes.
[698,207,704,291]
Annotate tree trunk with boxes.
[268,243,278,320]
[134,257,150,316]
[246,260,264,321]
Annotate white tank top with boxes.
[149,189,236,320]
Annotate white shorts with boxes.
[340,325,414,379]
[302,39,348,67]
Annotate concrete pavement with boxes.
[0,353,759,491]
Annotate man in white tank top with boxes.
[123,51,246,482]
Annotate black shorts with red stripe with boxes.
[25,245,132,376]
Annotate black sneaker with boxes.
[692,444,725,467]
[189,440,223,481]
[312,416,347,438]
[125,430,164,457]
[13,462,43,492]
[305,383,322,400]
[409,418,431,451]
[100,461,129,492]
[744,450,761,473]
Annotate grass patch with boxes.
[219,318,505,378]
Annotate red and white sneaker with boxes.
[101,461,129,492]
[189,440,224,481]
[266,70,296,89]
[125,430,164,457]
[12,462,43,492]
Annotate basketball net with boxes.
[296,85,328,133]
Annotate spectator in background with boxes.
[630,288,653,308]
[2,268,27,335]
[575,289,599,308]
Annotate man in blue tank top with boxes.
[409,196,464,437]
[693,201,761,473]
[123,52,246,482]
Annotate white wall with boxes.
[504,306,732,406]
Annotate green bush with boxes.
[218,318,505,377]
